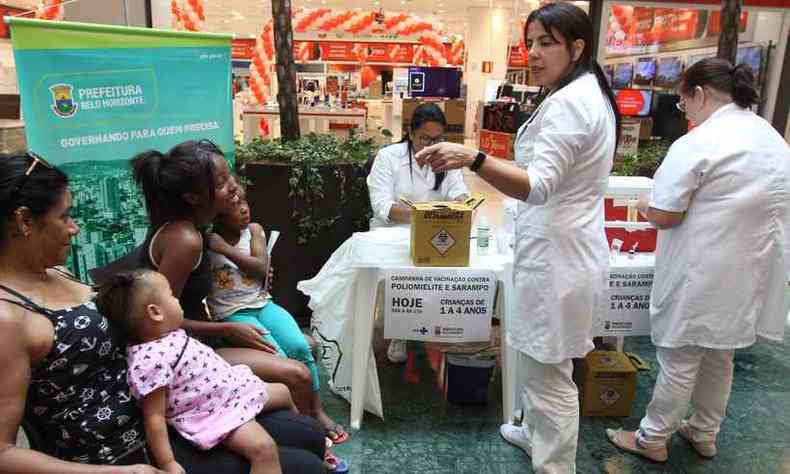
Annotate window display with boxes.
[613,63,634,89]
[613,89,654,117]
[408,67,462,98]
[634,57,657,85]
[736,46,763,80]
[603,64,615,87]
[655,56,683,88]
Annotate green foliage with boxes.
[611,138,673,178]
[236,132,377,245]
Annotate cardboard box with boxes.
[576,351,637,417]
[444,99,466,126]
[444,132,465,144]
[636,116,653,140]
[402,197,484,267]
[402,98,420,127]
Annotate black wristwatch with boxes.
[470,151,487,172]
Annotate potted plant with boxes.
[236,132,378,326]
[612,138,672,178]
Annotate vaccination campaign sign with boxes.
[10,18,233,281]
[594,267,653,336]
[384,268,497,342]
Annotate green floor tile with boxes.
[318,289,790,474]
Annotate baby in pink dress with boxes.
[95,269,294,474]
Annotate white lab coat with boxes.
[510,73,616,364]
[367,141,469,228]
[649,103,790,349]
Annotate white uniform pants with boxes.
[520,351,578,474]
[637,346,735,447]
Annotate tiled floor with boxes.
[323,318,790,474]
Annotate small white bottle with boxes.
[477,216,491,256]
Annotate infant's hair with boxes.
[94,269,158,342]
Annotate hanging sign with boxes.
[232,38,255,60]
[383,268,496,342]
[508,45,529,68]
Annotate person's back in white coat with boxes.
[414,4,621,472]
[607,58,790,463]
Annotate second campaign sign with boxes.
[383,268,497,342]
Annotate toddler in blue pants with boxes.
[206,185,349,454]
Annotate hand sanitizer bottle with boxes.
[477,216,490,256]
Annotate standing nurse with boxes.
[607,58,790,462]
[416,4,620,472]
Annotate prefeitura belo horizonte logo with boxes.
[50,83,78,118]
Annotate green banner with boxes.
[11,18,234,281]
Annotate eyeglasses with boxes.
[675,98,687,113]
[12,151,53,195]
[416,134,445,147]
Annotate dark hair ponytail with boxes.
[130,140,220,227]
[0,152,69,245]
[399,103,448,191]
[731,64,759,108]
[526,3,621,145]
[681,58,759,109]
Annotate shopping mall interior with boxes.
[1,0,789,473]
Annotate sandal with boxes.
[606,428,668,463]
[324,450,349,474]
[325,424,349,445]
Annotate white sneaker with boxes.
[500,423,533,457]
[678,421,717,458]
[387,339,408,363]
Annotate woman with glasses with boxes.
[415,4,620,471]
[367,103,469,363]
[606,59,790,463]
[367,102,470,229]
[0,151,326,473]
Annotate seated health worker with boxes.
[367,102,470,363]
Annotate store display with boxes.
[655,56,683,88]
[633,57,657,85]
[603,64,615,87]
[613,89,653,117]
[483,102,521,134]
[612,63,633,89]
[408,67,462,98]
[736,45,763,81]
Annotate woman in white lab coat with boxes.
[367,102,469,362]
[607,59,790,462]
[368,103,469,228]
[416,4,620,472]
